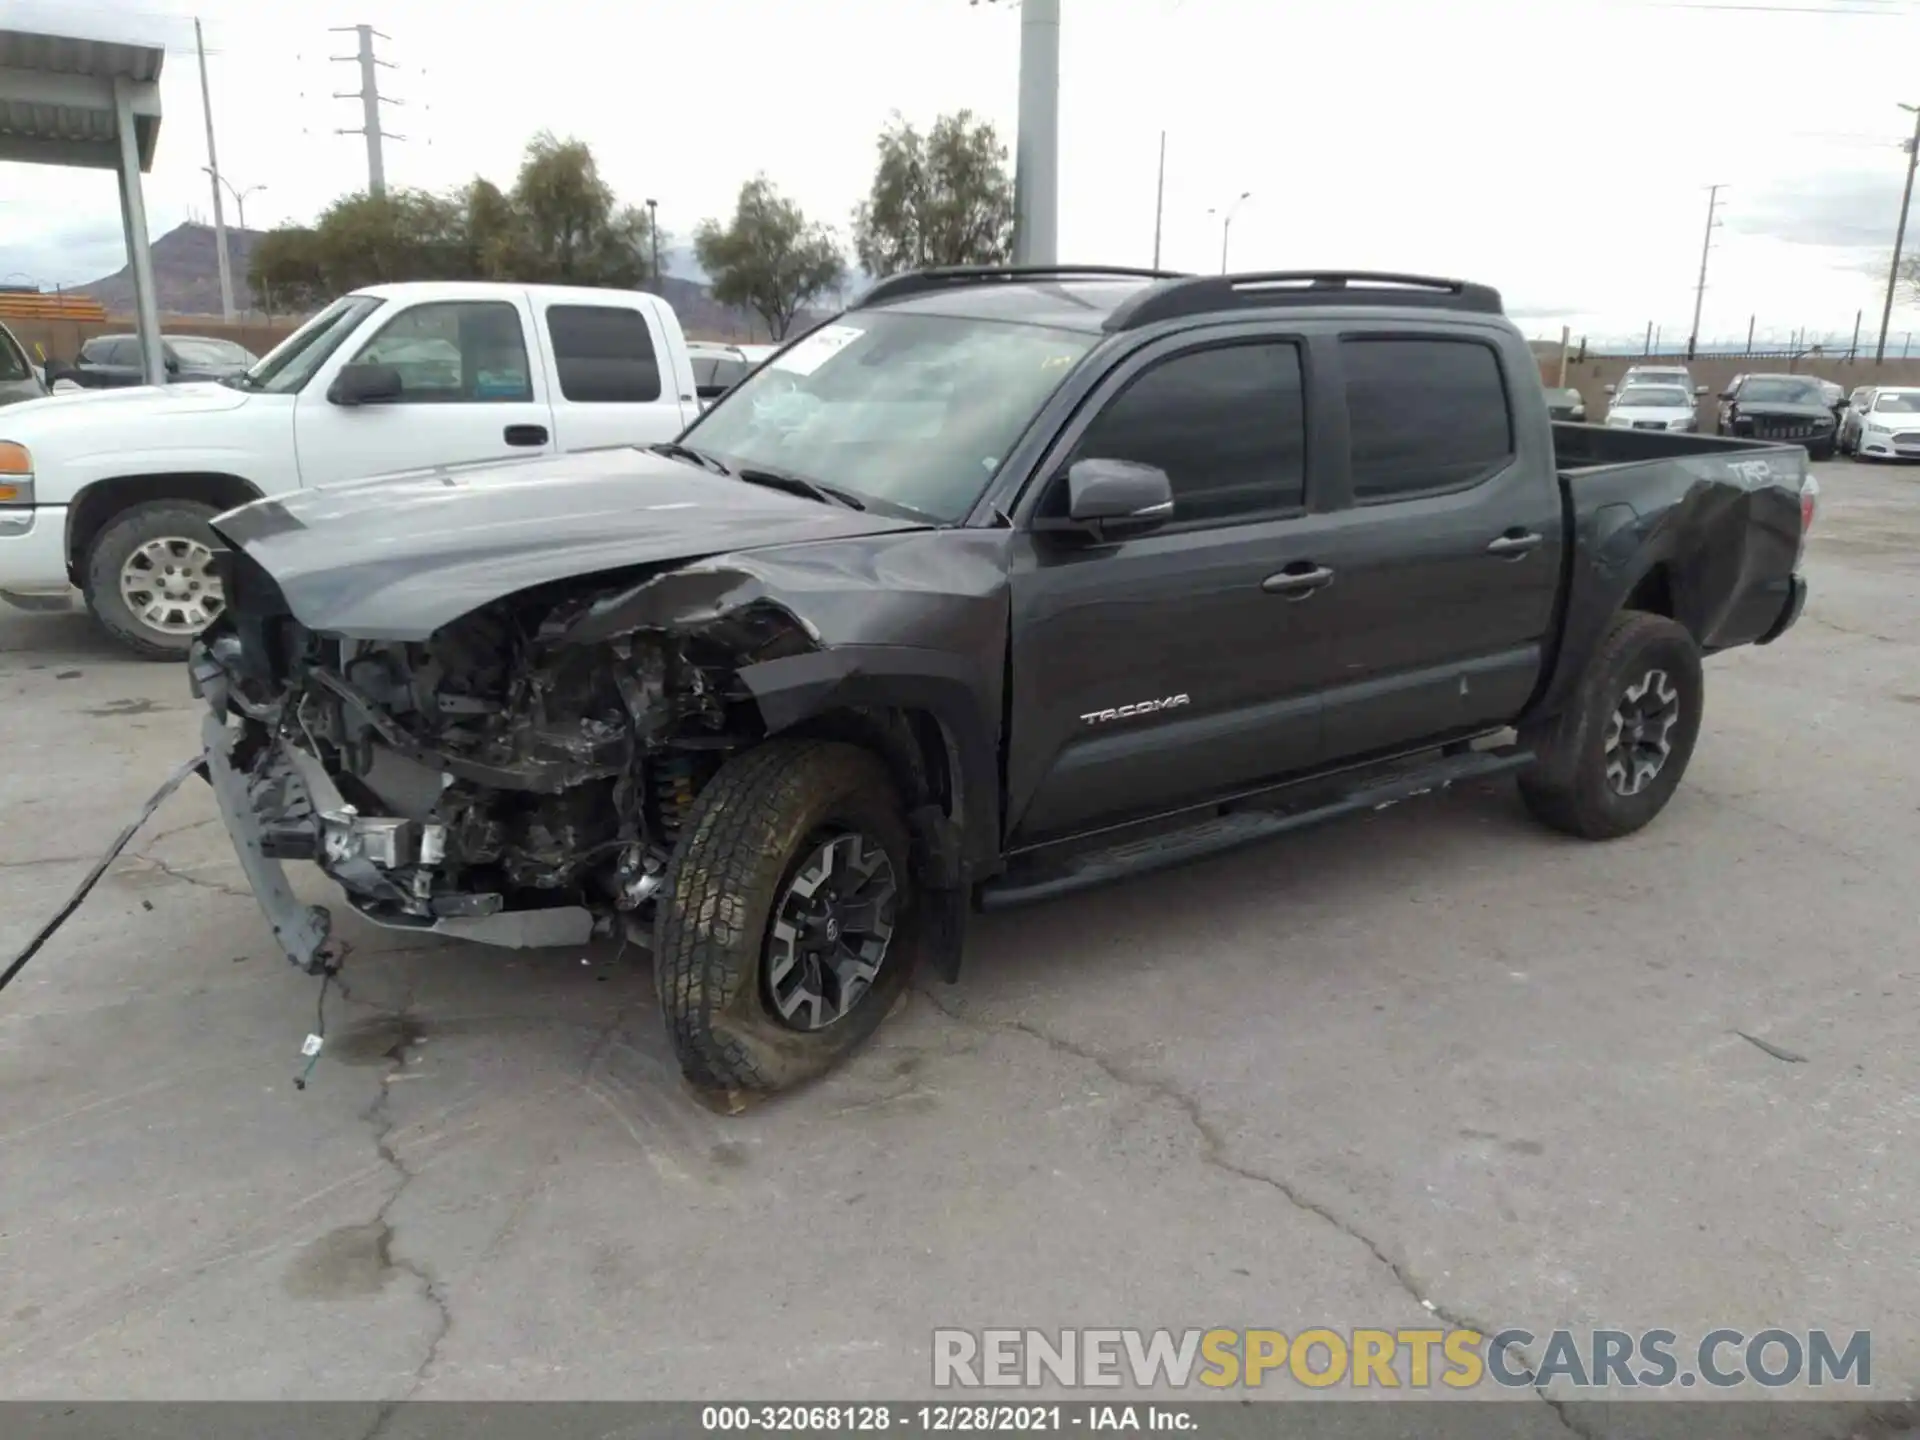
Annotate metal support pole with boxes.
[1654,324,1662,355]
[1151,130,1166,270]
[1745,315,1754,357]
[1643,321,1652,356]
[1557,324,1570,388]
[1850,309,1862,363]
[113,77,165,387]
[195,19,235,322]
[1877,103,1920,363]
[1011,0,1059,265]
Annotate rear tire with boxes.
[653,740,918,1093]
[1519,611,1704,841]
[82,500,226,660]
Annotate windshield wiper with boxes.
[735,467,867,511]
[647,440,731,475]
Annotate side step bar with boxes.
[978,745,1534,911]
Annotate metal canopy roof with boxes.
[0,26,164,171]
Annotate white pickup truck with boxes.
[0,280,717,657]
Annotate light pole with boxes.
[205,172,266,234]
[972,0,1059,265]
[645,198,661,292]
[1208,191,1251,274]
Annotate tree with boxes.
[852,111,1015,278]
[247,226,327,317]
[696,176,847,340]
[508,132,657,288]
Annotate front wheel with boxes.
[653,740,918,1093]
[1518,611,1704,841]
[82,500,227,660]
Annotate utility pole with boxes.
[1643,321,1652,356]
[1686,183,1724,362]
[1745,315,1754,357]
[330,24,402,197]
[1875,102,1920,363]
[194,18,234,322]
[1850,309,1862,362]
[1151,131,1166,270]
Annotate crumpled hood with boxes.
[211,446,927,639]
[0,381,253,431]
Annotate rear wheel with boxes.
[83,500,226,660]
[653,740,918,1092]
[1519,611,1704,840]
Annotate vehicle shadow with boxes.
[0,602,150,663]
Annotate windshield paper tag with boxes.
[770,324,865,376]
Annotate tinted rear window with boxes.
[547,306,661,403]
[1342,338,1514,499]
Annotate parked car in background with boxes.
[1715,373,1837,458]
[687,342,756,407]
[1608,365,1706,401]
[47,332,257,389]
[1844,385,1920,461]
[1606,383,1698,431]
[0,321,46,408]
[1543,386,1586,421]
[0,282,706,656]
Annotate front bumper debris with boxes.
[199,681,601,971]
[201,710,337,975]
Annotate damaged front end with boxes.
[190,552,816,974]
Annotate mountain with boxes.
[76,221,267,315]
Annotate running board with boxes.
[978,746,1534,911]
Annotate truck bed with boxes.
[1551,420,1789,474]
[1530,421,1809,720]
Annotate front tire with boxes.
[654,740,918,1093]
[1518,611,1704,840]
[82,500,227,660]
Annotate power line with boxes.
[329,24,404,198]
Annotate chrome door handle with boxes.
[1486,532,1542,558]
[1262,564,1335,597]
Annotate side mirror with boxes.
[163,354,180,375]
[328,363,404,407]
[1694,385,1708,396]
[695,381,733,403]
[1603,383,1616,394]
[1034,458,1174,543]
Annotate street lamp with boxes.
[204,170,267,233]
[1208,191,1251,274]
[645,198,661,293]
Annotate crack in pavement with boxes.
[917,988,1590,1438]
[126,853,253,900]
[350,980,453,1432]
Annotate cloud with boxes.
[1725,168,1912,250]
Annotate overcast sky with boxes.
[5,0,1920,348]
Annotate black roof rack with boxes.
[851,265,1189,310]
[1103,270,1504,332]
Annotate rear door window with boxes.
[547,305,662,403]
[1342,337,1514,500]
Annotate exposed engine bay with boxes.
[192,564,829,961]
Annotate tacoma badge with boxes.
[1080,694,1191,725]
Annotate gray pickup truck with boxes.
[188,267,1813,1094]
